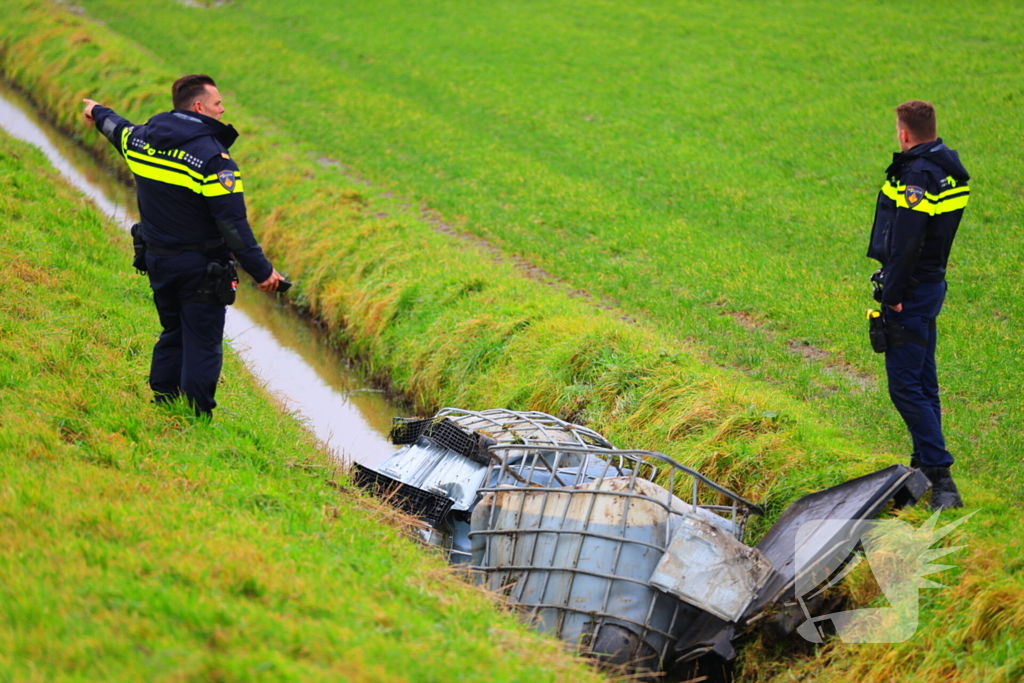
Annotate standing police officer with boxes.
[83,75,283,417]
[867,100,970,510]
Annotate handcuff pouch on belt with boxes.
[870,269,884,303]
[130,222,147,274]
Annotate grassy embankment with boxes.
[0,128,608,680]
[1,0,881,528]
[1,2,1021,681]
[72,0,1024,499]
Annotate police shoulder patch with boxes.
[217,169,237,192]
[905,185,925,207]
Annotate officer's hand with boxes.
[257,269,284,292]
[82,99,100,122]
[888,303,903,312]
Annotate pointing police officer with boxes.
[867,100,970,510]
[83,75,283,417]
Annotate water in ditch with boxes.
[0,80,405,468]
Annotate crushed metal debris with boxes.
[355,408,929,679]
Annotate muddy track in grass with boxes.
[316,155,634,322]
[316,155,876,392]
[718,309,877,391]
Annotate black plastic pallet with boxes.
[389,416,491,465]
[353,463,455,525]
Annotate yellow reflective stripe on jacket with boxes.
[119,127,132,159]
[201,174,244,197]
[126,154,202,193]
[880,181,970,215]
[123,145,244,196]
[126,149,205,181]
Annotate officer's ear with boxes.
[896,125,909,149]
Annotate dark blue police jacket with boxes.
[867,139,970,307]
[91,105,273,283]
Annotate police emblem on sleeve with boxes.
[905,185,925,208]
[217,170,237,192]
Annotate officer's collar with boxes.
[887,138,944,177]
[171,109,239,149]
[905,137,944,157]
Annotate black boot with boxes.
[910,456,922,469]
[921,466,964,511]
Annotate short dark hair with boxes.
[172,74,216,110]
[895,100,937,140]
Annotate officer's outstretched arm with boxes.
[85,104,134,157]
[82,99,100,121]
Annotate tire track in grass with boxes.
[327,149,876,392]
[317,154,636,321]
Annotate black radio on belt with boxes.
[209,259,238,306]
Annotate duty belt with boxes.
[147,238,226,257]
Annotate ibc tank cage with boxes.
[469,442,763,672]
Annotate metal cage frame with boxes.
[432,407,615,450]
[469,443,762,668]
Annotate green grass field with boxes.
[0,131,607,682]
[2,0,1023,680]
[70,0,1024,496]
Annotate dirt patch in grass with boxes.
[711,306,877,391]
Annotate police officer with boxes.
[867,100,970,510]
[83,74,284,417]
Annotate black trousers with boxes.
[884,281,953,467]
[145,251,226,416]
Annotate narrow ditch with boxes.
[0,77,907,683]
[0,79,406,468]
